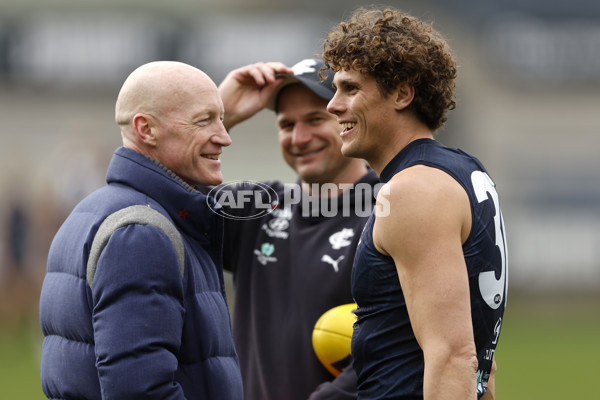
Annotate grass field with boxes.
[0,320,44,399]
[495,294,600,399]
[1,295,598,399]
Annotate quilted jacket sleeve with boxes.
[91,223,186,399]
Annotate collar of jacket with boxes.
[106,146,222,246]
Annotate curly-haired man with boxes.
[322,7,506,400]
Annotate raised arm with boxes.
[218,62,293,130]
[373,165,477,400]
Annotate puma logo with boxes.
[321,254,345,272]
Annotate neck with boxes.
[369,125,434,176]
[122,145,199,193]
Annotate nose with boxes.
[327,91,345,116]
[213,121,232,147]
[291,122,312,147]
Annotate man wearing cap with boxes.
[215,58,378,400]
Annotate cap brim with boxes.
[266,73,334,111]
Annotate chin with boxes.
[340,143,361,159]
[296,165,324,182]
[196,174,224,187]
[299,173,332,187]
[207,177,224,186]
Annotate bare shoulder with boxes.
[387,164,465,197]
[373,165,471,257]
[375,165,468,221]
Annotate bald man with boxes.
[39,61,243,399]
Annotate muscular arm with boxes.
[373,165,477,400]
[218,62,293,130]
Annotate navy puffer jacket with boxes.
[39,147,243,399]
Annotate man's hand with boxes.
[219,62,293,130]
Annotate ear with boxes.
[394,82,415,112]
[132,113,157,147]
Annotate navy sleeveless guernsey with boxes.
[351,138,507,399]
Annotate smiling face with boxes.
[117,62,231,187]
[327,69,398,169]
[151,82,231,187]
[276,84,358,186]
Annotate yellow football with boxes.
[312,303,357,377]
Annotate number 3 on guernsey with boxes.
[471,171,508,310]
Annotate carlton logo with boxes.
[207,180,279,220]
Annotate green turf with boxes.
[0,320,44,399]
[1,296,598,399]
[495,295,600,399]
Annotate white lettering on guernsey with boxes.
[261,223,289,240]
[471,171,508,310]
[492,317,502,345]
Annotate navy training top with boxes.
[351,139,507,399]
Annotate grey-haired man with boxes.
[216,58,378,400]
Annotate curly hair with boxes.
[322,7,457,131]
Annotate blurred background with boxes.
[0,0,598,398]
